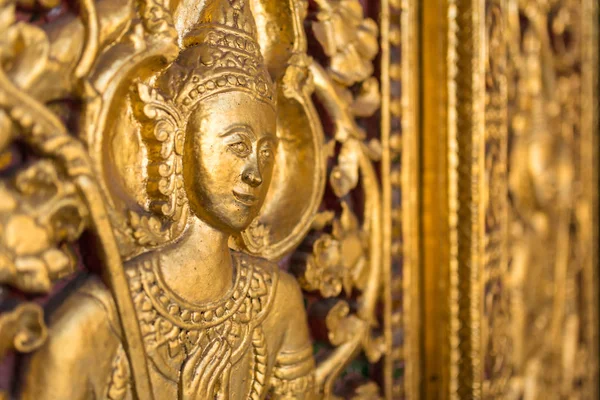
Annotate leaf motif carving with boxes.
[128,211,168,247]
[326,301,363,346]
[330,139,360,198]
[136,83,186,222]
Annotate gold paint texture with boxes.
[0,0,598,398]
[0,0,390,398]
[422,0,599,398]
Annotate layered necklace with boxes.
[107,252,278,400]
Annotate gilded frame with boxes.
[421,0,599,398]
[381,0,422,398]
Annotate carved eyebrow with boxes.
[260,134,279,146]
[219,124,256,140]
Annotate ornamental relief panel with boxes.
[0,0,597,399]
[0,0,413,398]
[483,0,599,397]
[422,0,598,398]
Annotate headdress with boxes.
[156,0,276,112]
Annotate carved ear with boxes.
[137,83,185,129]
[135,83,188,232]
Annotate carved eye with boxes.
[260,146,273,160]
[229,142,250,156]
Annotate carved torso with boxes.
[21,252,314,400]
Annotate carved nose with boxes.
[242,167,262,188]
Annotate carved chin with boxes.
[216,213,257,234]
[191,198,259,233]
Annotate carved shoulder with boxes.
[20,276,122,400]
[269,269,312,351]
[273,270,305,318]
[267,270,317,398]
[233,252,307,339]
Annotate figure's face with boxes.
[183,91,277,234]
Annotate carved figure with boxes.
[0,0,386,397]
[19,1,316,399]
[504,2,588,397]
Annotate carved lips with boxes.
[232,189,259,207]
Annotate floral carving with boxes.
[301,0,385,395]
[0,303,47,355]
[0,161,87,292]
[240,219,272,253]
[325,300,384,361]
[330,139,362,198]
[352,382,383,399]
[350,77,381,117]
[139,0,177,38]
[128,211,166,247]
[282,53,315,101]
[0,0,391,398]
[325,301,362,345]
[301,202,366,297]
[312,0,378,86]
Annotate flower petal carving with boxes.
[325,301,363,346]
[312,0,379,86]
[330,139,361,198]
[300,202,366,297]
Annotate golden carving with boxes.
[422,0,598,398]
[484,0,599,397]
[379,0,420,397]
[5,0,322,397]
[2,0,596,397]
[0,0,392,398]
[0,161,85,292]
[0,303,47,357]
[300,203,366,298]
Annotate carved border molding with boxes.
[581,0,599,395]
[381,0,421,398]
[422,0,599,398]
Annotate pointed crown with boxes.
[157,0,275,111]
